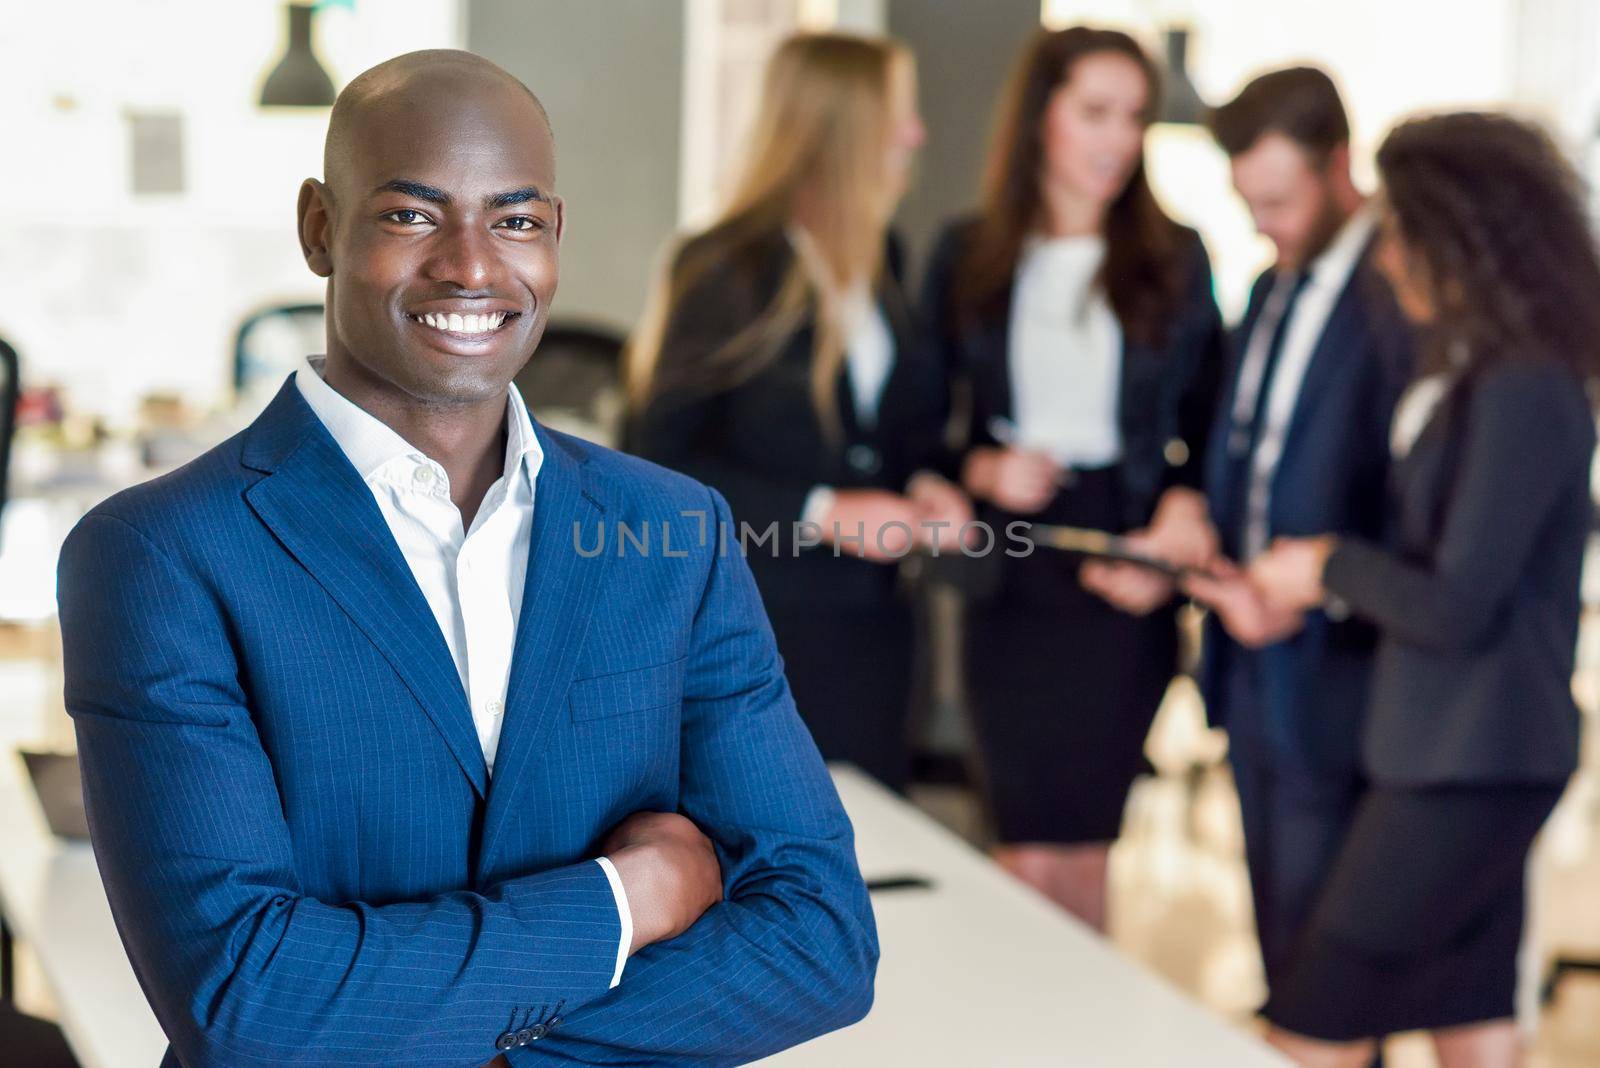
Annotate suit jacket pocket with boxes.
[568,658,687,721]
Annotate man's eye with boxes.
[499,216,543,232]
[382,209,429,225]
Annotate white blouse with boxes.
[1007,234,1123,468]
[838,280,895,427]
[1391,373,1455,459]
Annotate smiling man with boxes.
[57,50,876,1068]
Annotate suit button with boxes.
[516,1028,535,1045]
[495,1032,517,1051]
[528,1023,549,1040]
[846,444,881,474]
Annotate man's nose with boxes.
[423,220,499,290]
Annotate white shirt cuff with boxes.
[594,856,631,989]
[801,485,837,528]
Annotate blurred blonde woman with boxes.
[628,33,968,791]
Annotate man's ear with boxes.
[298,179,334,277]
[552,194,566,246]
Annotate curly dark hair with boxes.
[1376,111,1600,380]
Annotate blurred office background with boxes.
[5,2,1600,1066]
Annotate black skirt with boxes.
[962,467,1178,844]
[766,602,915,793]
[1266,782,1565,1040]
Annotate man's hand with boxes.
[603,812,723,955]
[1182,558,1305,647]
[961,445,1063,515]
[1248,535,1338,613]
[1079,532,1176,616]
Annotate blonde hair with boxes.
[627,33,912,435]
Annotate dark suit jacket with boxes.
[921,216,1224,535]
[1324,359,1594,786]
[1201,245,1413,776]
[56,380,877,1068]
[629,228,953,613]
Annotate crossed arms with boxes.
[57,487,877,1068]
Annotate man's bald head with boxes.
[297,47,565,412]
[323,49,552,196]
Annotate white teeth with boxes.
[414,311,509,334]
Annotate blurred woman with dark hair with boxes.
[628,34,969,791]
[922,26,1224,928]
[1249,112,1600,1066]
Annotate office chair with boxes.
[515,321,626,447]
[0,336,18,535]
[233,303,325,402]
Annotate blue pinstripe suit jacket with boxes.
[56,378,877,1067]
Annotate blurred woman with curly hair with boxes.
[1249,112,1600,1066]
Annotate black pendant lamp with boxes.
[260,3,336,108]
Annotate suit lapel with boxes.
[1204,275,1276,533]
[476,426,613,879]
[977,296,1015,433]
[1274,262,1370,460]
[241,379,488,798]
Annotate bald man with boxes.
[58,51,876,1068]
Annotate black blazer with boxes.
[1324,360,1595,785]
[921,215,1225,535]
[629,228,953,612]
[1199,244,1413,776]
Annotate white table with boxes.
[0,752,1282,1067]
[762,768,1286,1067]
[0,748,168,1068]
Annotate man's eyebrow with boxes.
[373,179,450,205]
[484,186,548,209]
[370,180,547,210]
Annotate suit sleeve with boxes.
[1323,364,1594,651]
[919,222,988,459]
[60,512,624,1068]
[876,228,958,484]
[886,304,960,486]
[516,485,878,1065]
[1163,236,1227,494]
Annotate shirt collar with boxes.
[295,355,543,491]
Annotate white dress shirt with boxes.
[1234,208,1377,559]
[295,356,630,988]
[1006,233,1124,469]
